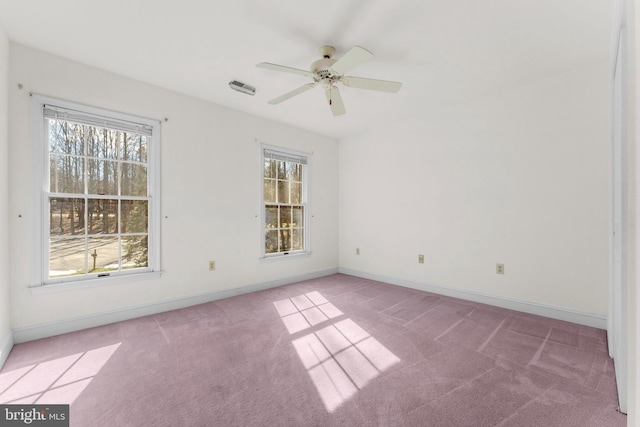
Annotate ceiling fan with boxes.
[256,45,402,116]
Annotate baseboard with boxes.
[339,268,607,329]
[11,266,606,344]
[12,267,338,343]
[0,331,14,370]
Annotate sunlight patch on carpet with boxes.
[0,343,121,405]
[274,292,400,412]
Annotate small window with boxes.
[262,147,309,257]
[32,96,161,286]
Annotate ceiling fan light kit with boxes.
[257,45,402,116]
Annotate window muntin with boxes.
[263,148,308,256]
[37,98,160,285]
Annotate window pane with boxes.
[121,200,148,233]
[277,161,287,180]
[88,199,118,234]
[290,182,302,204]
[87,127,119,160]
[281,207,292,227]
[291,228,304,251]
[88,237,119,272]
[87,159,118,195]
[279,229,291,251]
[49,238,85,277]
[291,206,304,227]
[50,154,84,193]
[284,162,297,180]
[48,120,84,156]
[50,198,86,236]
[121,134,148,162]
[264,179,276,203]
[265,205,278,229]
[277,180,290,203]
[265,230,279,254]
[121,163,147,197]
[290,163,302,181]
[264,159,276,178]
[123,236,148,268]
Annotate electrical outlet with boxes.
[209,260,216,271]
[418,254,424,264]
[496,263,504,274]
[356,248,360,255]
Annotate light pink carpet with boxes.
[0,274,626,426]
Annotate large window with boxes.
[33,96,161,286]
[262,147,308,257]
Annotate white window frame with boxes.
[31,95,162,289]
[260,144,310,259]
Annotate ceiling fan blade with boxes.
[341,76,403,93]
[256,62,316,79]
[268,83,316,105]
[324,85,346,116]
[329,46,373,75]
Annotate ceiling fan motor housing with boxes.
[311,57,338,80]
[311,45,340,80]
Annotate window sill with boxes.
[29,271,162,294]
[259,251,311,262]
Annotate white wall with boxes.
[0,21,12,367]
[627,0,639,422]
[8,44,339,334]
[339,63,611,319]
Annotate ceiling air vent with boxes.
[229,80,256,96]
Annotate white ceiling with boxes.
[0,0,614,139]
